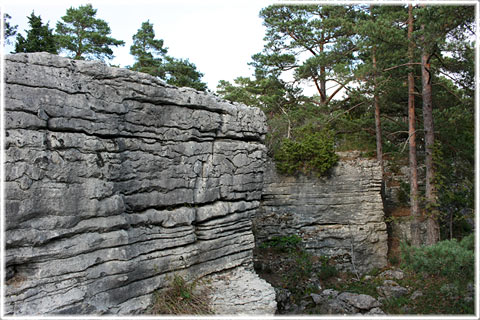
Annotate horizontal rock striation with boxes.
[4,53,272,315]
[255,154,388,273]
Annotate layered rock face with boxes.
[255,153,388,273]
[4,53,274,315]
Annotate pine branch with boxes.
[383,62,422,72]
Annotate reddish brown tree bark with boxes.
[421,37,440,245]
[408,4,421,247]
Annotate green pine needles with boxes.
[274,124,338,177]
[400,234,474,285]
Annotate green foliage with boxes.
[331,275,383,298]
[217,4,474,242]
[400,235,474,286]
[397,181,411,206]
[317,256,339,280]
[56,4,124,60]
[4,13,18,45]
[129,21,207,91]
[260,234,302,252]
[14,11,57,54]
[257,5,358,104]
[162,57,207,91]
[433,91,475,239]
[459,233,474,251]
[274,124,338,177]
[217,74,303,116]
[281,250,316,299]
[149,274,212,315]
[129,20,167,77]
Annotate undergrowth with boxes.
[400,234,474,286]
[274,124,338,177]
[149,274,213,315]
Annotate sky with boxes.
[2,0,276,91]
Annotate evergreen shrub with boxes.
[274,124,338,177]
[400,234,474,285]
[317,255,339,280]
[260,234,302,252]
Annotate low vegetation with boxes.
[274,125,338,177]
[255,234,475,315]
[148,274,213,315]
[400,233,475,293]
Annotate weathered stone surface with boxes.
[365,307,386,315]
[201,267,277,315]
[4,53,271,315]
[311,289,382,315]
[255,154,388,273]
[376,280,409,299]
[337,292,382,310]
[379,269,405,280]
[410,290,423,300]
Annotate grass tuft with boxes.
[148,274,213,315]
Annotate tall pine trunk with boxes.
[421,24,440,245]
[319,39,327,104]
[408,4,421,246]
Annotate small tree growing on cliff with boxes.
[129,20,207,91]
[56,4,124,60]
[162,56,207,91]
[129,20,167,77]
[14,11,58,54]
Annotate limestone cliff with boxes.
[4,53,275,315]
[255,152,388,273]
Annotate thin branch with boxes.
[326,101,366,124]
[326,83,347,105]
[400,129,419,153]
[433,81,463,102]
[312,75,325,100]
[436,68,470,91]
[386,130,409,138]
[279,105,291,139]
[383,62,422,72]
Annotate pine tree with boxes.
[162,57,207,91]
[129,20,207,91]
[14,11,57,54]
[56,4,124,60]
[129,20,167,77]
[255,5,358,105]
[407,4,421,247]
[353,5,409,172]
[416,5,475,244]
[4,13,18,45]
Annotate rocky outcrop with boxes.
[4,53,274,315]
[277,289,385,315]
[310,290,384,315]
[255,152,388,273]
[201,266,277,315]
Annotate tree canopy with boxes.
[129,20,207,91]
[217,4,475,243]
[4,13,18,45]
[55,4,124,60]
[14,11,57,54]
[129,20,167,77]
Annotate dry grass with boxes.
[148,274,213,315]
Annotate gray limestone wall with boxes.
[4,53,274,315]
[255,152,388,273]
